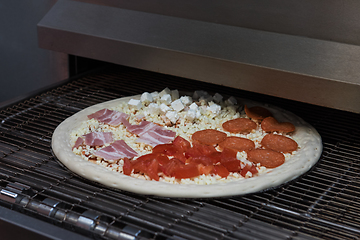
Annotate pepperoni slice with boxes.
[261,134,298,153]
[218,136,255,152]
[222,118,257,134]
[244,105,272,121]
[247,149,285,168]
[192,129,227,146]
[261,117,295,133]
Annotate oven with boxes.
[1,0,360,239]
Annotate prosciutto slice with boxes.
[88,109,129,126]
[72,137,84,150]
[83,132,113,146]
[94,140,138,161]
[136,128,176,147]
[126,120,176,147]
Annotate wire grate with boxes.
[1,65,360,239]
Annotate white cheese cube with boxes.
[160,94,172,105]
[189,102,199,111]
[166,111,179,124]
[159,87,171,98]
[207,103,221,115]
[150,91,159,100]
[160,103,171,114]
[199,95,213,104]
[128,99,143,110]
[225,96,237,106]
[195,110,201,119]
[147,103,161,115]
[140,92,153,105]
[193,90,208,100]
[180,96,192,106]
[185,109,196,121]
[213,93,223,103]
[171,99,185,112]
[171,89,179,100]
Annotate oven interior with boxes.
[1,63,360,240]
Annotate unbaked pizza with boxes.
[52,88,322,198]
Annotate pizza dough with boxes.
[51,94,322,198]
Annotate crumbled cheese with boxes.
[185,109,197,121]
[128,99,142,110]
[189,102,199,111]
[213,93,223,103]
[147,103,161,115]
[160,94,172,105]
[207,103,221,115]
[160,103,171,114]
[151,91,159,100]
[171,89,179,101]
[140,92,153,105]
[166,111,179,124]
[180,96,192,106]
[171,99,185,112]
[159,87,171,98]
[225,96,237,106]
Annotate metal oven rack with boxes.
[1,66,360,240]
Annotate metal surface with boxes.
[1,66,360,239]
[0,1,68,104]
[37,0,360,113]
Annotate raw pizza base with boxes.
[52,94,322,198]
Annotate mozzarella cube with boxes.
[189,102,199,111]
[213,93,223,103]
[160,94,172,105]
[171,89,179,100]
[160,103,171,114]
[225,96,237,106]
[180,96,192,106]
[147,103,161,115]
[166,111,179,124]
[185,109,197,121]
[140,92,153,105]
[171,99,185,112]
[207,103,221,115]
[128,99,142,110]
[150,91,159,100]
[193,90,208,100]
[159,87,171,98]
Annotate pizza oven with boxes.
[1,0,360,239]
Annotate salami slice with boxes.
[247,149,285,168]
[261,117,295,133]
[222,118,257,134]
[244,105,272,121]
[192,129,227,146]
[261,134,298,153]
[218,136,255,152]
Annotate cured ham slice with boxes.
[72,137,84,150]
[126,120,176,147]
[83,132,113,146]
[94,140,138,161]
[136,128,176,147]
[88,109,129,126]
[127,121,160,135]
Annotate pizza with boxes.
[51,88,322,198]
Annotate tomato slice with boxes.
[161,158,183,177]
[190,156,214,166]
[213,164,230,178]
[146,159,160,181]
[152,144,177,155]
[173,136,191,152]
[207,152,221,164]
[197,164,214,175]
[221,147,238,159]
[122,158,132,175]
[155,154,171,166]
[172,164,200,179]
[240,163,258,177]
[221,160,241,172]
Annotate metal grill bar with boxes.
[1,65,360,239]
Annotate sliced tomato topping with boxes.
[221,148,238,159]
[146,159,160,181]
[213,164,230,178]
[152,144,177,155]
[240,163,258,177]
[122,158,132,175]
[221,160,242,172]
[197,164,214,175]
[155,154,171,166]
[190,156,214,166]
[161,158,184,177]
[172,163,200,179]
[207,152,222,164]
[173,136,191,152]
